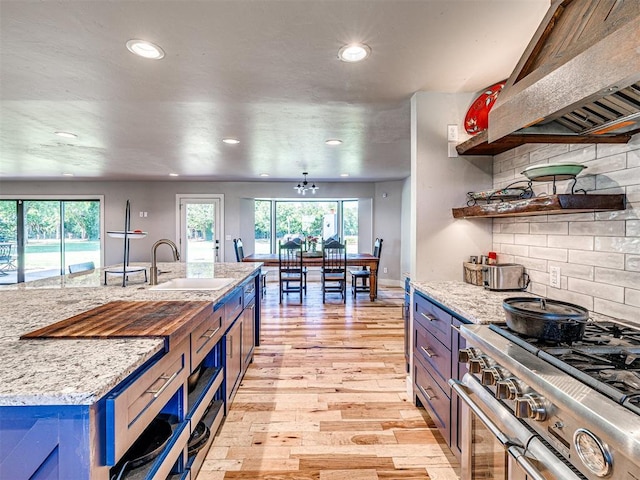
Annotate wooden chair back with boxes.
[233,238,245,262]
[373,238,383,259]
[322,241,346,274]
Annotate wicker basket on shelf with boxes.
[463,262,484,286]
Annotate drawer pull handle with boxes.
[201,325,221,339]
[420,312,436,322]
[228,336,233,357]
[420,346,434,358]
[146,371,179,398]
[418,383,435,401]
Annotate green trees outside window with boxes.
[254,200,358,254]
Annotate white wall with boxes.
[410,92,493,281]
[0,179,407,282]
[491,134,640,324]
[400,177,411,278]
[374,181,404,284]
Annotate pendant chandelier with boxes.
[294,172,318,195]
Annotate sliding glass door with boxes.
[0,201,18,283]
[0,199,101,284]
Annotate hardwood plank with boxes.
[197,282,459,480]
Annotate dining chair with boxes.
[350,238,383,297]
[321,240,347,303]
[234,238,268,295]
[278,239,305,303]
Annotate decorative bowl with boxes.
[521,163,587,182]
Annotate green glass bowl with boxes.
[521,163,587,182]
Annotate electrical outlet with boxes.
[549,266,561,288]
[447,124,459,142]
[139,211,144,217]
[383,267,388,274]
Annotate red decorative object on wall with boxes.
[464,80,506,135]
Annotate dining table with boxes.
[242,252,380,301]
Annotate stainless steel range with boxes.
[450,320,640,480]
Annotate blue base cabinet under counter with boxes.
[0,404,97,479]
[412,290,468,460]
[0,270,261,480]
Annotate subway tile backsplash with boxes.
[492,134,640,324]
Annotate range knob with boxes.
[458,348,478,364]
[481,366,508,386]
[495,377,522,400]
[469,355,492,374]
[514,393,548,421]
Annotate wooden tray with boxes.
[20,300,213,349]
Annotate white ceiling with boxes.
[0,0,549,183]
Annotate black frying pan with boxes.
[110,417,173,480]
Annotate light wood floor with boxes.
[196,281,460,480]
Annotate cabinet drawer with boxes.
[105,340,189,465]
[414,358,450,436]
[224,289,243,327]
[243,278,256,304]
[191,306,224,369]
[414,293,452,347]
[414,323,451,393]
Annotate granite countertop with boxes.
[0,262,261,407]
[411,280,529,324]
[411,280,615,325]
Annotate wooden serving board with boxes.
[21,300,213,348]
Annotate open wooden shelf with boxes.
[455,130,631,156]
[452,194,625,219]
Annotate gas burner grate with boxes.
[492,321,640,408]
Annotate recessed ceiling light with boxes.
[222,138,240,145]
[338,43,371,63]
[325,139,343,146]
[55,131,78,139]
[62,172,74,177]
[340,173,349,177]
[126,39,165,59]
[169,173,179,177]
[260,173,270,177]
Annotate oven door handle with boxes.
[508,445,547,480]
[449,378,515,447]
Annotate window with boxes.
[342,200,358,253]
[254,200,358,253]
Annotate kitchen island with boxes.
[0,262,262,480]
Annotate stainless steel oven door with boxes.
[450,374,583,480]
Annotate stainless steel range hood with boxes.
[487,0,640,145]
[517,82,640,136]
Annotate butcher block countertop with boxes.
[0,262,260,406]
[20,300,213,350]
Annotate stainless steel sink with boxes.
[149,277,235,291]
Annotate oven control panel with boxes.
[456,344,623,480]
[458,347,551,422]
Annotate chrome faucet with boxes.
[149,239,180,285]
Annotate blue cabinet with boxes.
[0,405,95,480]
[412,290,468,460]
